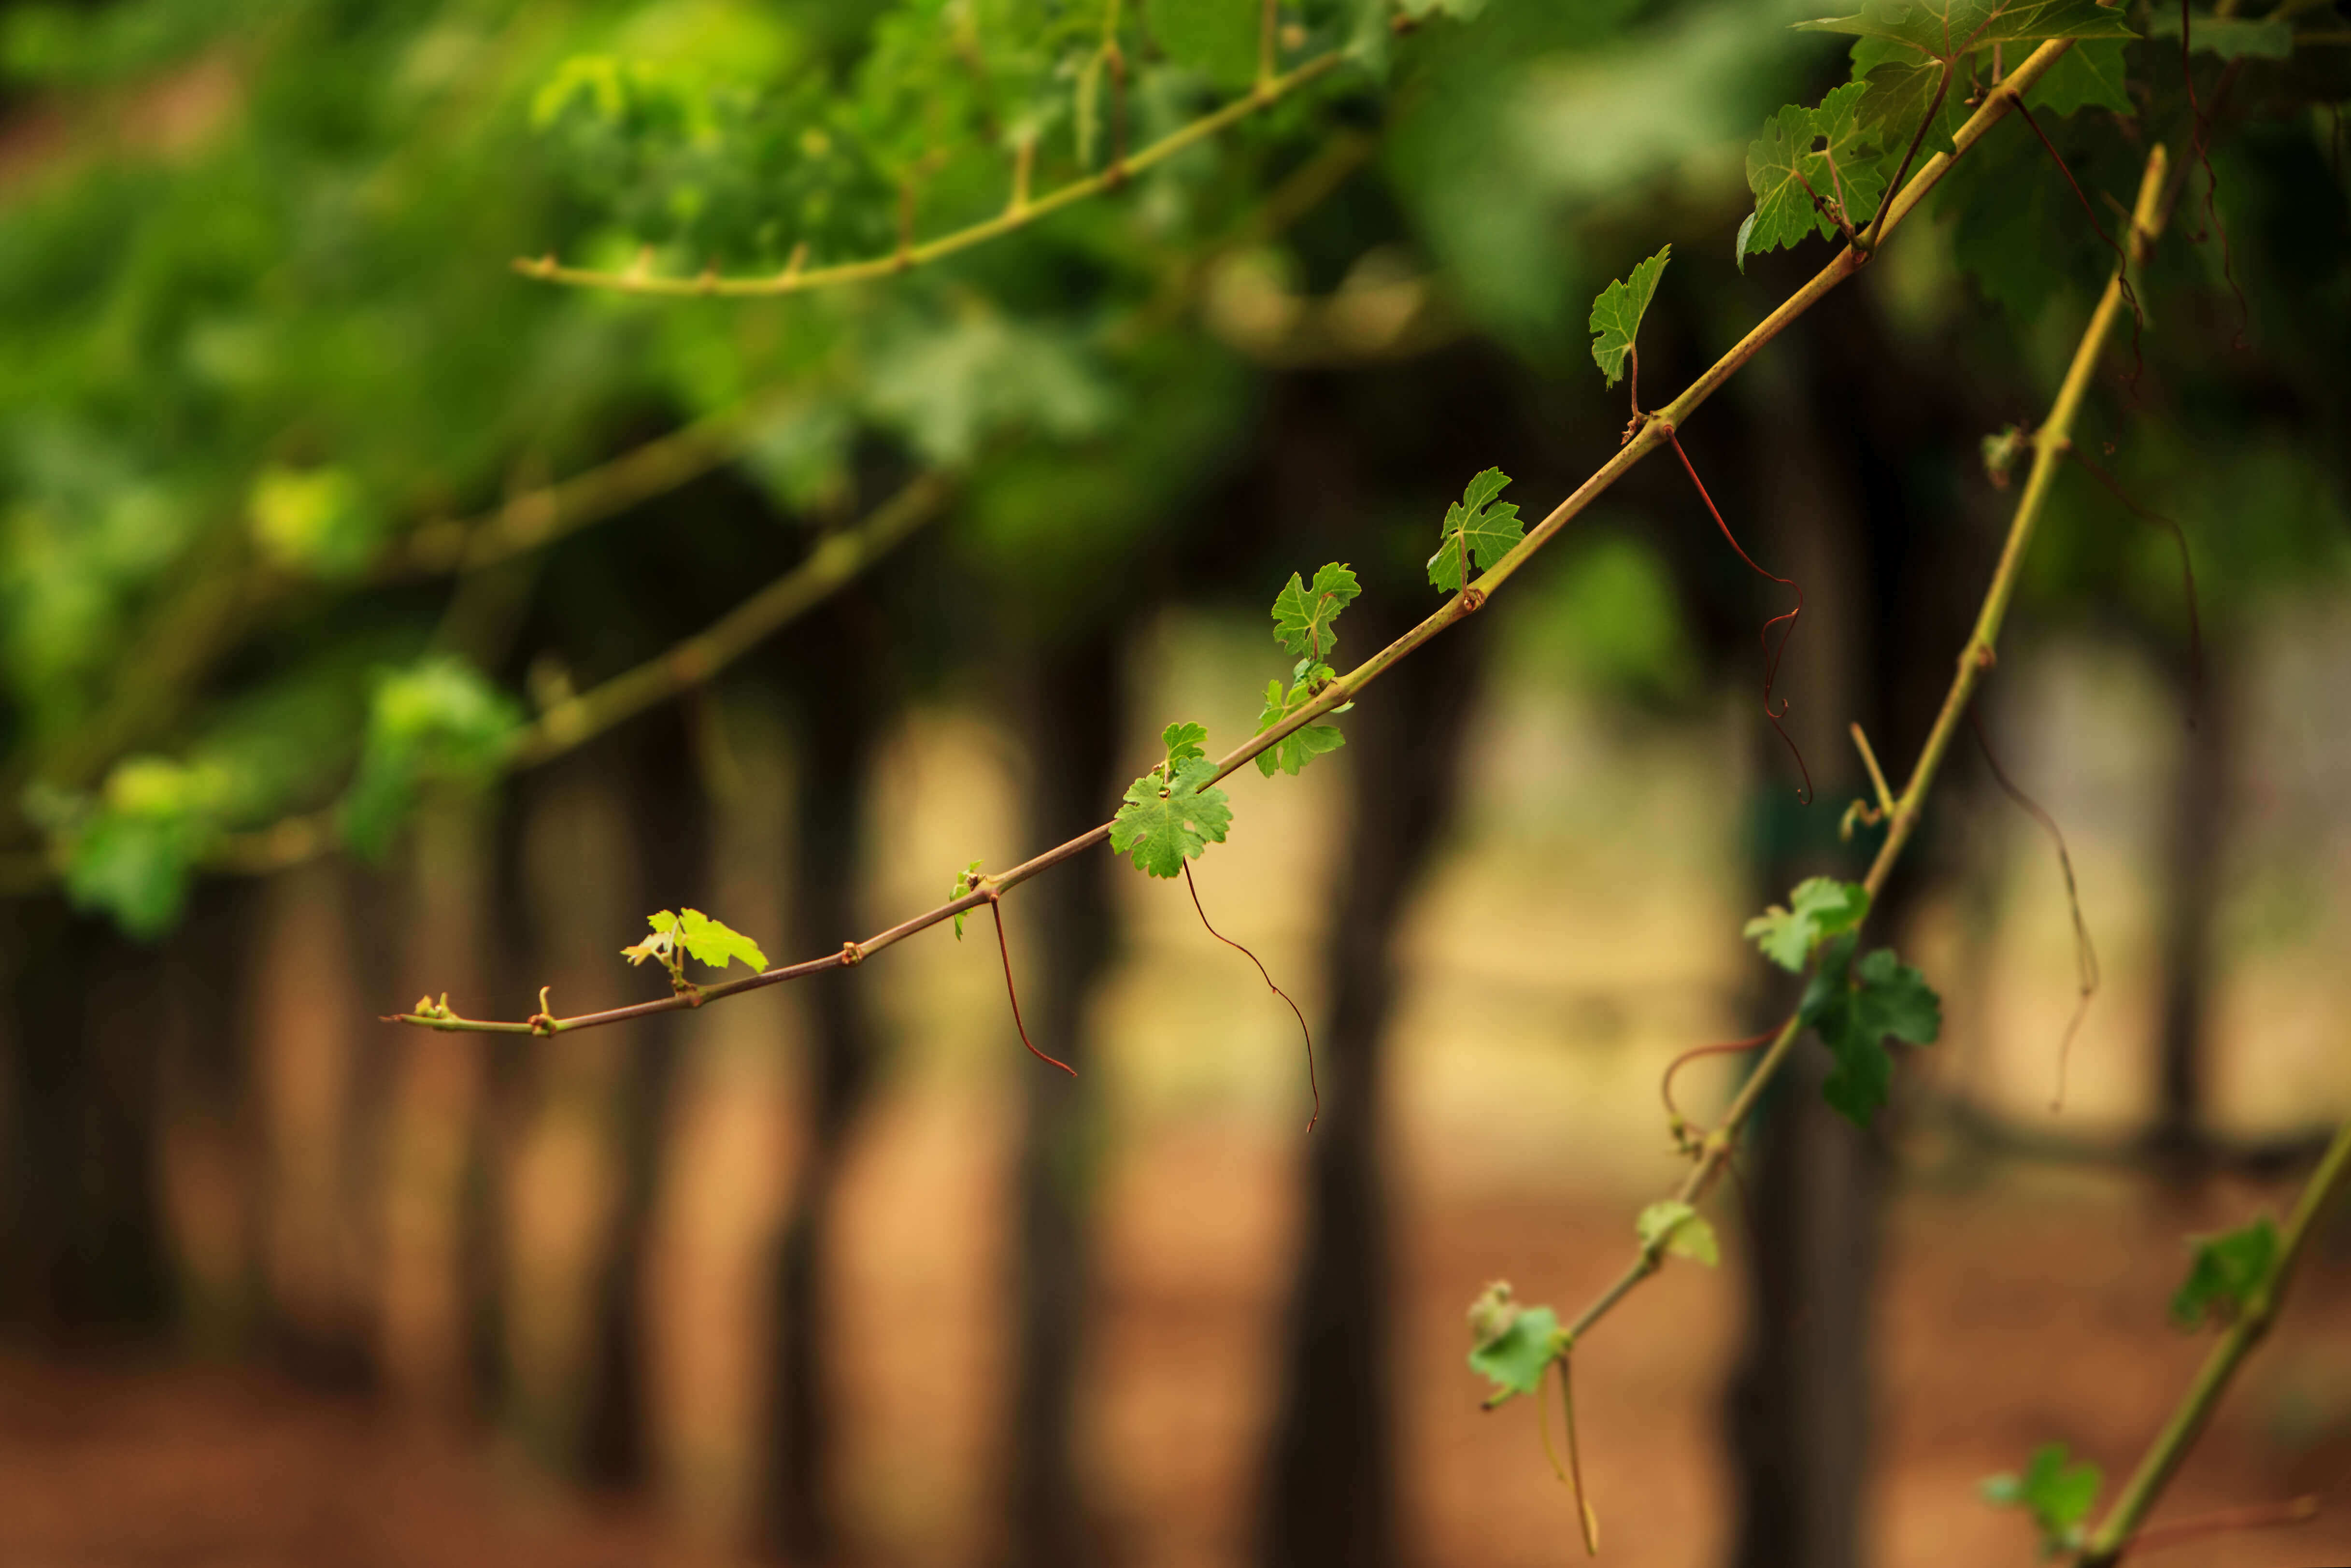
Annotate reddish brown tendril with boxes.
[1663,427,1812,804]
[2008,96,2144,393]
[2180,2,2250,347]
[1969,709,2099,1113]
[990,898,1075,1076]
[2066,445,2205,725]
[1660,1028,1778,1127]
[1183,860,1319,1131]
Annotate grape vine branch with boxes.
[390,34,2086,1040]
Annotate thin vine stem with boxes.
[513,46,1352,298]
[391,39,2088,1039]
[1559,136,2176,1352]
[2075,1109,2351,1566]
[1863,57,1953,252]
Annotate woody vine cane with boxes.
[382,12,2347,1564]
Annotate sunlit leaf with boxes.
[1587,246,1669,387]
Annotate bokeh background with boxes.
[1,2,2349,1566]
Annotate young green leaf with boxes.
[623,910,683,969]
[1254,663,1348,777]
[1271,562,1362,661]
[1795,0,2139,62]
[1799,936,1942,1127]
[951,858,983,940]
[1981,1441,2102,1557]
[1111,757,1233,878]
[1427,468,1525,594]
[1852,57,1958,154]
[624,909,769,973]
[2169,1215,2279,1332]
[56,756,234,940]
[1588,246,1670,388]
[1162,720,1210,770]
[340,656,522,861]
[1741,85,1887,270]
[1744,876,1871,972]
[674,908,769,971]
[1636,1199,1720,1267]
[1465,1283,1561,1405]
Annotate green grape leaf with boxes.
[1467,1299,1561,1403]
[57,757,235,941]
[1855,57,1958,154]
[1254,666,1347,777]
[622,910,683,969]
[1795,1,2139,62]
[1148,0,1260,88]
[1111,757,1233,877]
[1587,246,1670,389]
[248,464,384,580]
[2033,37,2133,114]
[1272,562,1362,661]
[1799,937,1943,1127]
[1637,1199,1721,1267]
[1744,876,1871,972]
[951,858,983,940]
[675,908,769,972]
[339,657,522,862]
[1427,468,1525,593]
[2147,8,2292,60]
[2169,1215,2279,1331]
[1741,85,1886,269]
[1162,721,1210,770]
[1981,1442,2102,1556]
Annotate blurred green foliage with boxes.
[0,0,2344,938]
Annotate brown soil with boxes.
[2,1144,2345,1568]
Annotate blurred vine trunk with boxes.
[1719,300,1978,1568]
[498,716,698,1479]
[379,795,497,1417]
[0,899,170,1338]
[644,690,795,1546]
[1723,345,1880,1568]
[770,600,890,1564]
[1721,288,1994,1561]
[2148,637,2229,1186]
[1001,621,1126,1568]
[499,753,642,1466]
[152,879,260,1355]
[1257,583,1487,1568]
[584,714,699,1484]
[251,857,368,1377]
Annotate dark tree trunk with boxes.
[1719,295,1977,1568]
[2147,643,2229,1188]
[152,877,262,1355]
[583,707,703,1485]
[1256,588,1487,1568]
[1000,622,1126,1568]
[769,605,888,1564]
[0,898,171,1339]
[1720,336,1881,1568]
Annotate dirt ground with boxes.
[3,1128,2345,1568]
